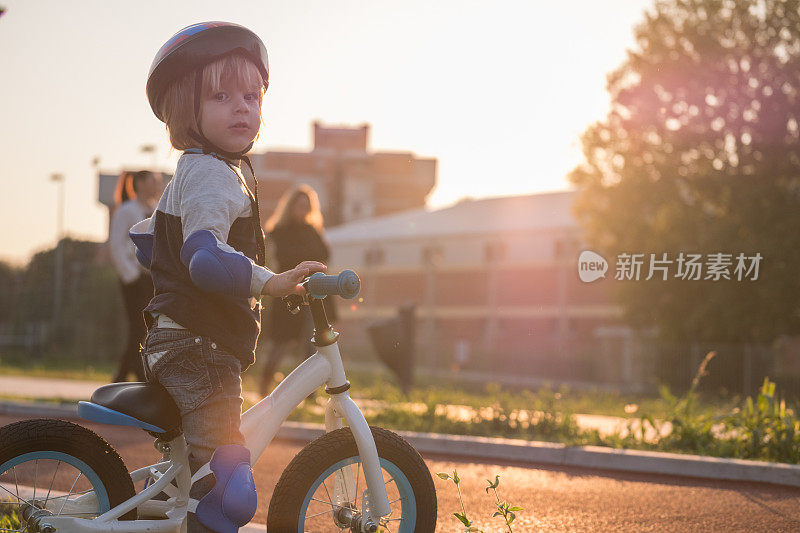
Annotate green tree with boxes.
[569,0,800,343]
[0,261,22,324]
[9,239,126,360]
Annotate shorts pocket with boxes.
[143,331,202,375]
[208,344,243,398]
[143,329,201,355]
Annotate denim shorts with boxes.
[140,327,245,531]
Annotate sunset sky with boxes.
[0,0,651,264]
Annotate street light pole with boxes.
[50,173,65,323]
[140,144,157,169]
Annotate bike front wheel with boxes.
[267,426,437,532]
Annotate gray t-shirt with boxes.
[132,152,273,365]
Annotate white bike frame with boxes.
[36,339,391,533]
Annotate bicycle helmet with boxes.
[147,21,269,123]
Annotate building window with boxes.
[554,238,579,259]
[421,244,444,266]
[484,241,507,263]
[365,247,385,266]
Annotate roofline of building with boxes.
[326,188,578,244]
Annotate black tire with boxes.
[268,426,437,532]
[0,418,137,522]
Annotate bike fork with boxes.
[325,394,391,528]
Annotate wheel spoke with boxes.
[41,488,93,502]
[339,467,350,503]
[0,482,34,508]
[321,479,332,504]
[355,461,360,510]
[13,467,20,504]
[57,472,82,516]
[44,460,61,509]
[318,478,335,521]
[32,459,37,502]
[305,508,336,520]
[309,497,335,508]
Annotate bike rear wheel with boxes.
[0,419,136,531]
[268,426,436,532]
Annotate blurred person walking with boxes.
[259,185,335,396]
[109,170,160,382]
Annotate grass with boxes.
[0,349,737,421]
[269,353,800,464]
[244,362,738,421]
[0,394,74,405]
[0,350,114,382]
[6,348,800,464]
[0,498,21,530]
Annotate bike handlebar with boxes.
[307,270,360,300]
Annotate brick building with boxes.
[97,122,435,231]
[249,122,436,226]
[325,191,651,390]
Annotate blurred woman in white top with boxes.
[109,170,160,382]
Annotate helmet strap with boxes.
[194,67,203,123]
[187,130,254,161]
[182,145,266,267]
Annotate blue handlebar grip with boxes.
[307,270,360,299]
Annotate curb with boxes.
[3,400,800,489]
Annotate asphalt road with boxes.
[2,414,800,532]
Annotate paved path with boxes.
[2,414,799,532]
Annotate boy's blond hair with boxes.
[158,54,265,150]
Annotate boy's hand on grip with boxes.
[262,261,326,298]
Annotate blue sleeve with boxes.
[129,221,154,269]
[180,230,253,299]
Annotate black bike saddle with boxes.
[78,382,181,437]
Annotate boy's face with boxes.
[198,82,261,153]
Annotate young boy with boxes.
[130,22,325,532]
